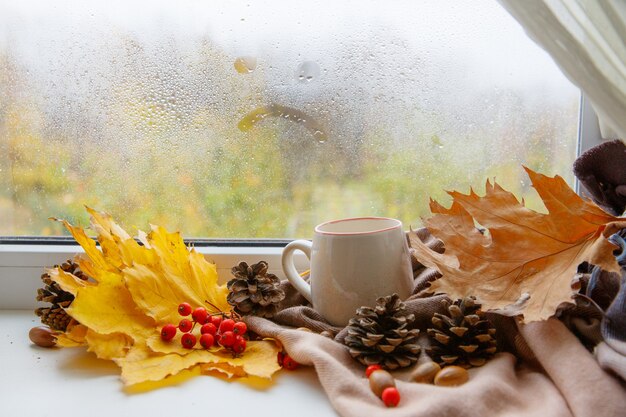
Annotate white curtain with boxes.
[498,0,626,139]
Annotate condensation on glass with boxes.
[0,0,579,238]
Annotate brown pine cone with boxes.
[35,259,89,331]
[226,261,285,318]
[427,296,497,368]
[344,294,420,370]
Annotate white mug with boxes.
[281,217,414,326]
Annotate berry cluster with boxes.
[160,302,248,355]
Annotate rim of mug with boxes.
[314,217,402,236]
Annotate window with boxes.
[0,0,580,239]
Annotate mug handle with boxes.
[281,240,313,303]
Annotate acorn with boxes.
[411,360,441,383]
[434,366,469,387]
[368,369,396,397]
[29,326,57,348]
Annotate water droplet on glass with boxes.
[313,130,326,143]
[431,135,443,147]
[295,61,320,83]
[238,104,328,144]
[234,57,257,74]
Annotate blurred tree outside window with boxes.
[0,0,580,238]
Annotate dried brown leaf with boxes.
[410,167,624,321]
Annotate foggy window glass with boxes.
[0,0,579,238]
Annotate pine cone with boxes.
[226,261,285,318]
[36,307,73,332]
[35,259,89,331]
[344,294,420,370]
[427,296,497,368]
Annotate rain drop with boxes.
[234,56,257,74]
[313,130,326,143]
[295,61,320,83]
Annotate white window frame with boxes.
[0,92,603,309]
[0,243,310,309]
[576,94,605,192]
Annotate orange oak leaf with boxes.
[410,167,626,321]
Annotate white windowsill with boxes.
[1,310,337,416]
[0,246,334,416]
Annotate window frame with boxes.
[0,240,309,309]
[576,94,605,192]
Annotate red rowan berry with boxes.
[160,324,177,341]
[233,321,247,335]
[381,387,400,407]
[365,364,382,378]
[200,323,217,335]
[219,331,236,347]
[283,354,299,370]
[179,319,193,333]
[178,302,192,316]
[232,336,247,354]
[211,315,223,328]
[192,307,209,324]
[199,333,215,349]
[219,319,235,333]
[181,333,197,349]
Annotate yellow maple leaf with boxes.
[48,207,280,387]
[410,167,625,321]
[85,330,133,360]
[124,228,230,325]
[114,340,279,386]
[55,323,88,347]
[47,266,93,296]
[67,277,155,342]
[115,347,219,386]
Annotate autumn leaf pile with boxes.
[48,208,280,387]
[410,167,626,322]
